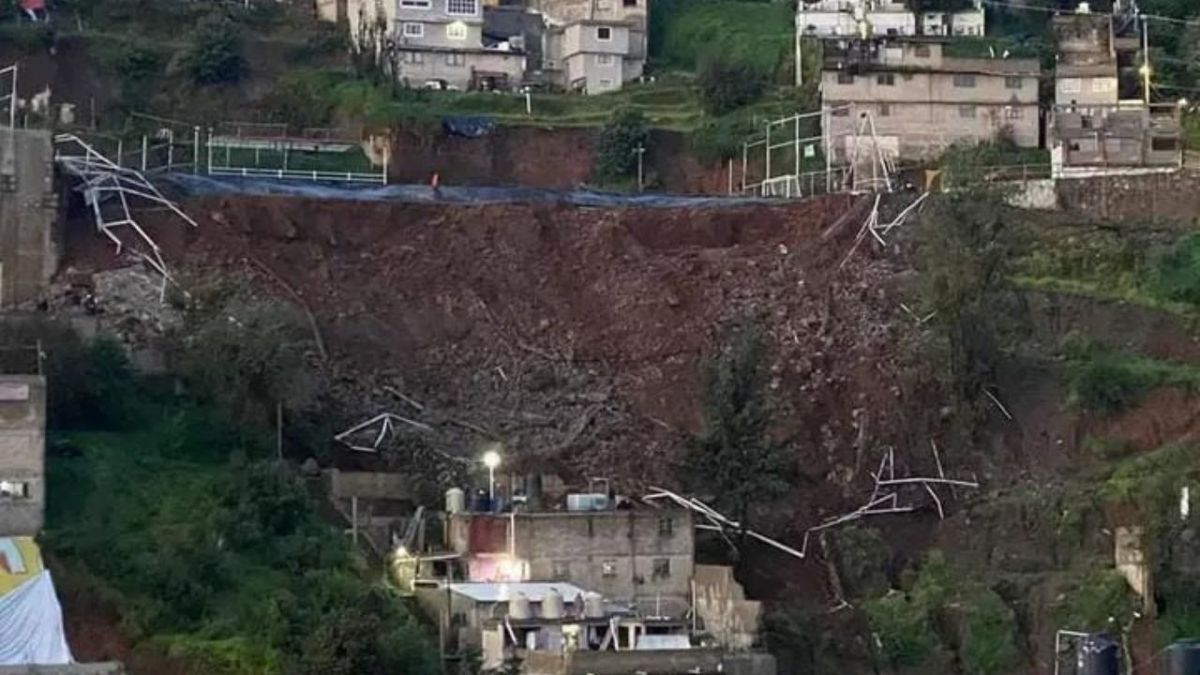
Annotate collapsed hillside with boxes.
[53,189,1200,675]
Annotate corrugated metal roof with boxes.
[448,582,592,603]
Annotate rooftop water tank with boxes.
[1078,633,1120,675]
[584,592,605,619]
[509,593,531,620]
[445,488,465,515]
[567,493,609,511]
[1165,641,1200,675]
[543,587,564,619]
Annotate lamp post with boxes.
[482,449,501,502]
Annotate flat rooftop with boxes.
[449,581,592,603]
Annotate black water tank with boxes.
[1165,640,1200,675]
[1078,633,1120,675]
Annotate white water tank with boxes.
[584,592,605,618]
[567,493,609,511]
[543,587,564,619]
[445,488,465,514]
[509,593,532,620]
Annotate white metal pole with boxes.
[1141,14,1151,106]
[8,65,15,130]
[793,114,800,186]
[825,105,833,194]
[765,121,772,188]
[141,135,148,172]
[193,126,200,174]
[489,465,495,502]
[207,128,214,174]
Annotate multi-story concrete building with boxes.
[1051,11,1118,108]
[445,504,695,617]
[331,0,646,93]
[821,37,1040,161]
[1051,104,1183,176]
[0,372,45,537]
[343,0,526,91]
[796,0,984,38]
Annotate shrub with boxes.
[697,56,767,116]
[262,71,337,131]
[960,589,1021,675]
[179,13,247,85]
[831,525,890,600]
[1058,569,1139,632]
[865,591,937,668]
[1152,233,1200,305]
[594,107,649,183]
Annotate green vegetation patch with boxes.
[1064,343,1200,415]
[657,1,794,78]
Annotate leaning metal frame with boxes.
[54,134,199,298]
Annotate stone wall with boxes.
[1055,170,1200,225]
[0,375,46,536]
[0,129,57,309]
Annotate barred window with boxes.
[446,0,477,15]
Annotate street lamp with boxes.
[482,449,502,502]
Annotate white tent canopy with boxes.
[0,571,74,666]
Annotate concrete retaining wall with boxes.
[0,129,56,309]
[0,665,124,675]
[1055,170,1200,225]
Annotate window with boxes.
[402,51,425,64]
[652,558,671,579]
[0,480,29,499]
[445,52,466,66]
[401,0,432,7]
[831,107,850,117]
[597,54,615,66]
[446,22,468,40]
[1005,76,1023,90]
[877,72,895,86]
[658,517,674,537]
[953,74,976,88]
[1080,115,1093,129]
[597,26,612,40]
[552,560,570,580]
[624,0,637,6]
[446,0,478,14]
[879,103,891,117]
[1091,78,1113,93]
[402,22,424,38]
[1060,78,1082,94]
[958,105,977,118]
[837,72,854,84]
[914,45,931,58]
[1005,106,1023,119]
[1152,137,1180,152]
[601,561,618,577]
[598,78,613,88]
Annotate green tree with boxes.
[915,190,1023,421]
[594,107,649,183]
[696,55,768,116]
[685,322,791,550]
[180,13,247,85]
[865,591,938,668]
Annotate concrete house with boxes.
[0,372,45,537]
[342,0,526,91]
[533,0,647,92]
[821,37,1040,161]
[445,504,695,617]
[796,0,984,38]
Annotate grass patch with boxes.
[658,1,794,79]
[1064,343,1200,415]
